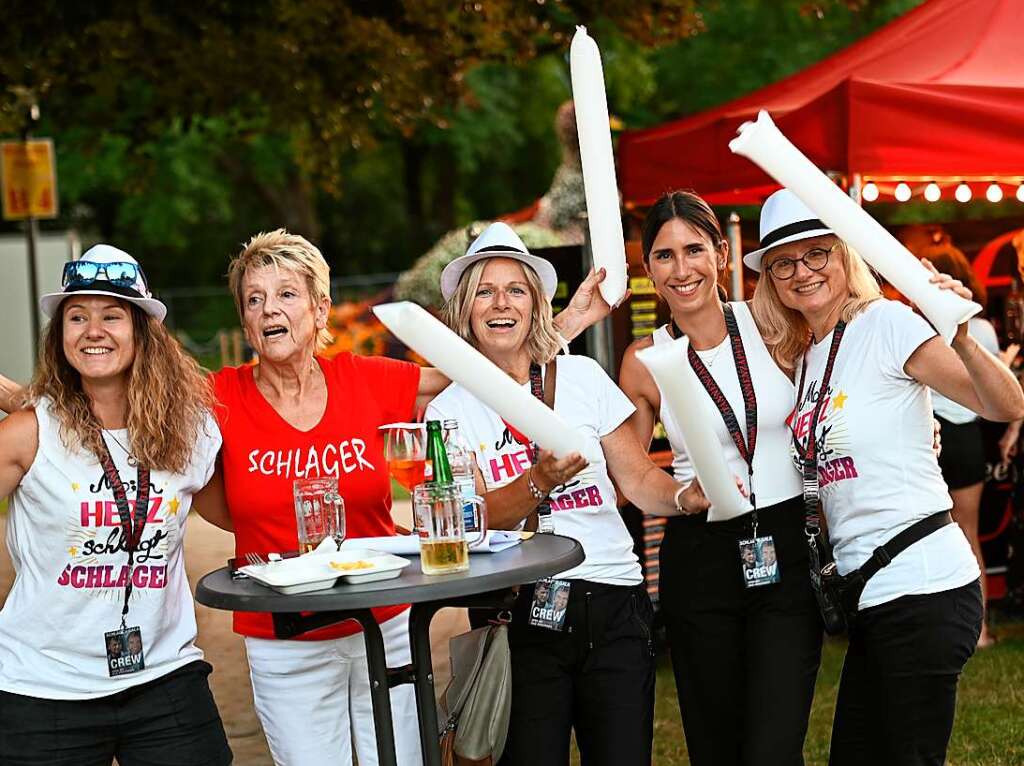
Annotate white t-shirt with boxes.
[427,355,642,586]
[652,301,802,509]
[932,317,1000,424]
[0,399,221,699]
[790,299,979,609]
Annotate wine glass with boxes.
[380,422,428,492]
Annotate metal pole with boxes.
[848,172,863,206]
[580,211,614,373]
[726,212,743,301]
[21,100,41,362]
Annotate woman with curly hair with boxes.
[0,245,232,766]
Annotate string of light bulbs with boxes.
[860,179,1024,203]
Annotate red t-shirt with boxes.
[211,353,420,639]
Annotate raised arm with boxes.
[0,372,26,415]
[907,263,1024,422]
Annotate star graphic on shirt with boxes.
[479,443,487,453]
[832,391,849,410]
[71,482,80,492]
[167,497,181,516]
[68,545,79,557]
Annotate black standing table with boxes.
[195,534,584,766]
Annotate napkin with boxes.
[339,531,523,556]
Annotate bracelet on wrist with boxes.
[527,468,549,501]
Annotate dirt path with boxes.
[0,503,468,765]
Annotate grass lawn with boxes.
[573,616,1024,765]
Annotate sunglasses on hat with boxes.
[62,261,147,290]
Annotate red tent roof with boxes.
[618,0,1024,207]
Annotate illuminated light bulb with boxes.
[987,183,1004,203]
[1017,183,1024,203]
[924,182,941,202]
[894,182,912,202]
[955,182,972,203]
[861,182,879,202]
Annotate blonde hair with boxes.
[751,237,882,372]
[442,257,562,365]
[228,229,333,350]
[27,302,215,474]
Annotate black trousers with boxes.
[0,660,232,766]
[829,579,983,766]
[659,496,824,766]
[499,580,655,766]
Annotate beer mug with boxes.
[293,476,346,553]
[413,482,487,575]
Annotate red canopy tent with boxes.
[618,0,1024,207]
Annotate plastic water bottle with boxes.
[443,419,478,530]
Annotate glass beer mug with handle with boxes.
[413,482,488,575]
[293,476,346,553]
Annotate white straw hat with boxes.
[40,244,167,321]
[744,189,835,272]
[440,222,558,301]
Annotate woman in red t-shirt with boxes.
[199,229,612,766]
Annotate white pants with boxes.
[245,610,423,766]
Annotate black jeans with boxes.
[829,579,983,766]
[0,660,232,766]
[659,496,824,766]
[498,580,655,766]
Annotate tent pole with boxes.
[727,212,743,301]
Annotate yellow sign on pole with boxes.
[1,139,58,220]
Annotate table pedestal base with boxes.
[271,588,516,766]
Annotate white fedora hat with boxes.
[40,244,167,321]
[743,189,835,272]
[440,222,558,301]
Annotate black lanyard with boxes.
[98,438,151,629]
[681,304,759,519]
[792,320,847,534]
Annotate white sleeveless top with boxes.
[652,301,801,509]
[428,355,642,586]
[0,399,221,699]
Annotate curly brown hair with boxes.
[27,300,215,474]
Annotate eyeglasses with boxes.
[765,244,837,280]
[62,261,146,290]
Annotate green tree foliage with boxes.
[0,0,923,318]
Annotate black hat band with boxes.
[62,281,149,302]
[760,218,828,249]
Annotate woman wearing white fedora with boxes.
[619,191,823,766]
[750,189,1023,765]
[427,222,705,766]
[0,245,232,765]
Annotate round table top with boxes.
[195,534,584,613]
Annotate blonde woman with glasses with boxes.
[750,189,1024,766]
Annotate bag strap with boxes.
[543,358,556,409]
[850,510,952,587]
[524,359,557,533]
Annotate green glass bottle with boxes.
[425,420,454,485]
